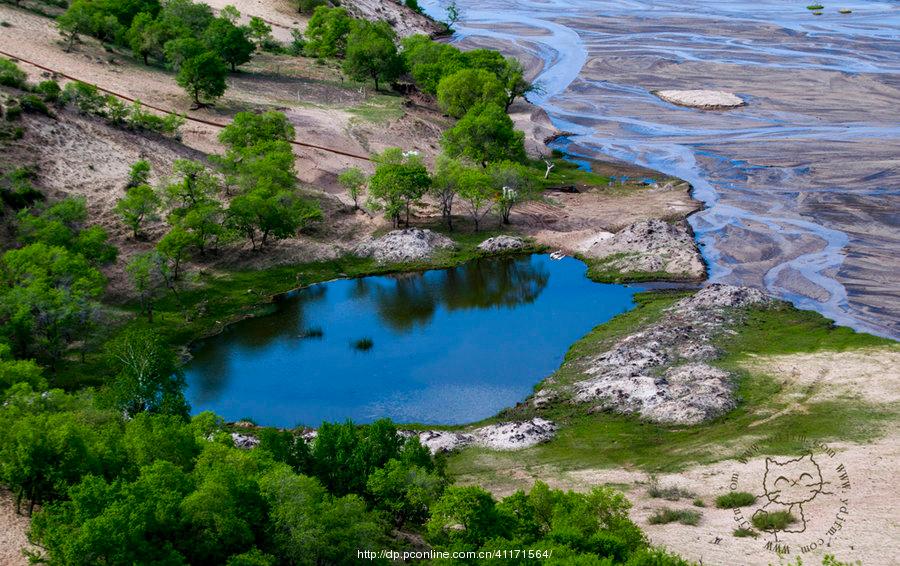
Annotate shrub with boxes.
[692,498,705,507]
[732,527,757,538]
[647,508,701,526]
[0,58,27,89]
[61,81,107,115]
[35,80,62,102]
[18,94,52,116]
[4,103,22,121]
[352,337,373,351]
[751,510,796,531]
[715,491,756,509]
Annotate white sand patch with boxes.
[654,90,745,109]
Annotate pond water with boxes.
[186,255,642,427]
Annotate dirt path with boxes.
[0,490,34,566]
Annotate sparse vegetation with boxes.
[648,508,701,526]
[647,475,696,501]
[715,491,757,508]
[752,510,797,531]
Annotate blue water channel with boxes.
[186,255,642,427]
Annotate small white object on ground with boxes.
[653,89,745,109]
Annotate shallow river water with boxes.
[187,255,641,426]
[421,0,900,338]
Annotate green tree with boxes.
[115,184,161,237]
[159,0,214,35]
[430,154,464,229]
[127,159,152,188]
[436,68,505,118]
[487,160,537,224]
[73,225,118,266]
[227,188,321,249]
[337,167,367,209]
[0,344,46,397]
[128,12,168,65]
[177,199,225,254]
[367,459,445,526]
[442,102,526,166]
[176,51,228,107]
[205,17,254,71]
[304,6,352,59]
[30,461,194,565]
[455,165,495,231]
[0,412,105,514]
[366,148,430,227]
[219,111,296,149]
[105,328,189,418]
[56,1,94,53]
[0,243,105,363]
[342,21,403,92]
[260,465,387,565]
[246,16,273,48]
[123,412,199,471]
[164,159,221,211]
[165,36,207,69]
[297,0,326,14]
[125,251,168,322]
[427,485,504,546]
[498,57,533,110]
[156,225,195,280]
[400,35,465,95]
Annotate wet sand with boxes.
[421,0,900,338]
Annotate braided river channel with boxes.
[421,0,900,338]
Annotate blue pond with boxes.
[186,254,642,427]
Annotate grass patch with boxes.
[807,4,824,9]
[751,510,796,531]
[530,157,612,190]
[582,252,694,284]
[647,508,701,526]
[733,527,757,538]
[715,491,756,509]
[352,337,374,351]
[348,94,405,123]
[692,498,705,508]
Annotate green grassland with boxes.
[446,292,897,485]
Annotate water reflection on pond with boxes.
[186,254,642,426]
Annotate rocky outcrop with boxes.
[231,432,260,449]
[342,0,443,38]
[583,219,705,280]
[653,90,745,109]
[477,235,528,253]
[412,418,558,453]
[561,285,770,425]
[355,228,457,263]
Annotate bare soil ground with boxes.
[0,490,34,566]
[0,3,699,284]
[465,347,900,566]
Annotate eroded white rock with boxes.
[355,228,457,263]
